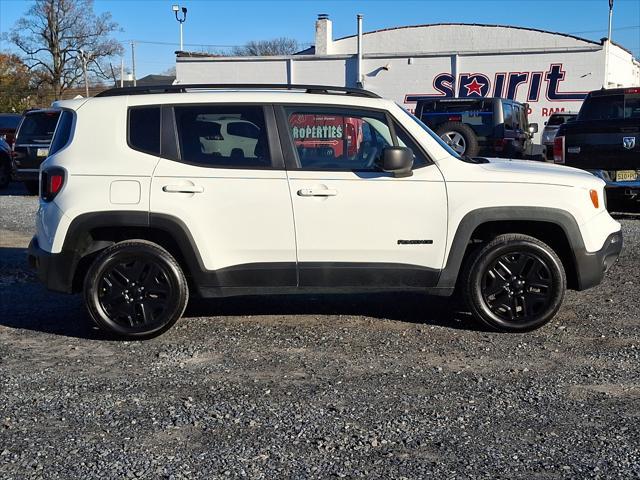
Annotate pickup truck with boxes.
[554,87,640,208]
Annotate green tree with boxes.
[0,53,32,112]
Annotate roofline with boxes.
[332,22,603,46]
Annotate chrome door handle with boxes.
[297,188,338,197]
[162,185,204,193]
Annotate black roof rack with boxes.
[96,84,381,99]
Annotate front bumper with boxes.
[574,230,623,291]
[28,236,75,293]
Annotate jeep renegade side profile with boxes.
[28,85,623,338]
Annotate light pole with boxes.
[172,5,188,51]
[79,49,90,97]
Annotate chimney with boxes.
[315,14,333,55]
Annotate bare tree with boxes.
[9,0,123,99]
[232,38,300,56]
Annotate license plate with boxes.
[36,148,49,158]
[616,170,638,182]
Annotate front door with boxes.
[150,104,297,289]
[278,105,448,288]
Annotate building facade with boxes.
[176,18,640,142]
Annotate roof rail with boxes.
[95,84,381,99]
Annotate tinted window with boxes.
[129,107,160,156]
[579,95,623,120]
[503,104,514,130]
[286,107,392,170]
[227,121,259,139]
[175,106,270,168]
[16,111,60,144]
[49,110,74,155]
[0,115,21,129]
[547,114,574,126]
[624,95,640,118]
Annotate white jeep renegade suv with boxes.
[28,85,623,338]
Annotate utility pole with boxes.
[120,57,124,88]
[604,0,614,88]
[131,42,137,87]
[80,49,89,97]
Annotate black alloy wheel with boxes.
[84,240,188,338]
[462,233,566,332]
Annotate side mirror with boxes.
[528,123,538,134]
[376,147,414,177]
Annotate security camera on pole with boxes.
[172,5,188,52]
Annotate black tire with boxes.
[24,181,39,195]
[83,240,189,339]
[0,157,10,189]
[461,234,566,332]
[435,122,479,157]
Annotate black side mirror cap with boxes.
[377,146,414,178]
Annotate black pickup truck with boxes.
[554,87,640,208]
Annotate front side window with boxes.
[174,106,271,168]
[285,107,393,170]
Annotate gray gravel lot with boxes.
[0,186,639,479]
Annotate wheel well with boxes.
[464,220,578,289]
[71,226,191,292]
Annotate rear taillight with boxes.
[41,168,65,202]
[494,138,506,151]
[553,136,565,164]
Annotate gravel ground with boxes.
[0,186,639,479]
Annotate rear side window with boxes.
[174,105,271,168]
[49,110,74,155]
[503,104,514,130]
[16,111,60,144]
[129,106,161,156]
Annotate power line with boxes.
[123,39,314,49]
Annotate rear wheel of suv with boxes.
[84,240,189,339]
[462,234,566,332]
[24,181,39,195]
[436,122,479,157]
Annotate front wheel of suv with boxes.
[84,240,189,339]
[462,234,566,332]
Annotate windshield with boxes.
[397,105,462,159]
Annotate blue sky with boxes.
[1,0,639,78]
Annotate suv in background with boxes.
[0,113,22,148]
[28,84,621,339]
[414,97,539,158]
[12,109,61,195]
[0,138,12,189]
[542,112,577,160]
[554,87,640,208]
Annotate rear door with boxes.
[278,104,448,288]
[150,104,297,289]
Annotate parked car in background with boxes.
[542,112,577,160]
[554,87,640,209]
[414,97,539,159]
[28,84,621,339]
[0,113,22,148]
[0,138,12,189]
[12,109,61,195]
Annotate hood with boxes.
[479,158,603,189]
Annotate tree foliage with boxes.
[9,0,123,99]
[0,53,32,112]
[231,38,300,56]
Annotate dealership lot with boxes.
[0,188,638,478]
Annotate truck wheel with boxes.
[436,122,479,156]
[462,234,566,332]
[0,157,10,189]
[84,240,189,339]
[24,181,39,195]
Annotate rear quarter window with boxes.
[128,106,161,156]
[49,110,75,155]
